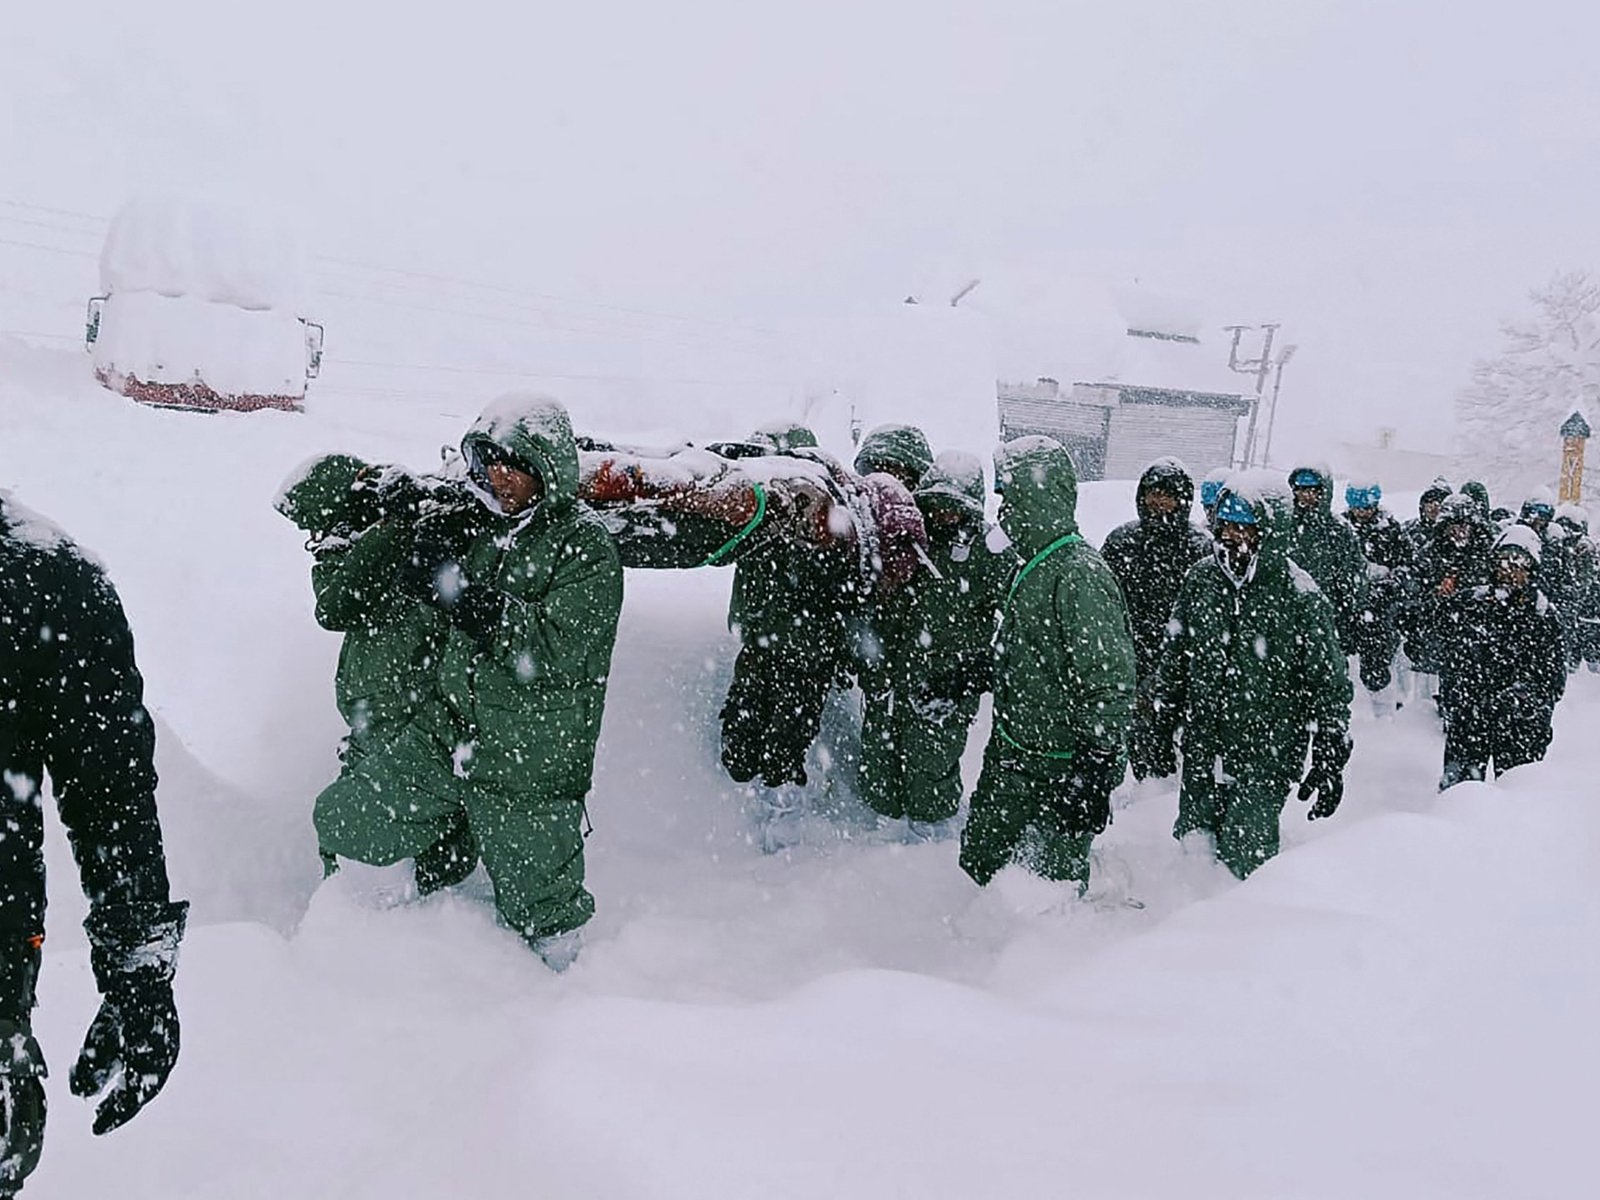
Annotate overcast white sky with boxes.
[5,0,1598,455]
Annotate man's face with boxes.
[1495,551,1533,592]
[1216,520,1262,574]
[1347,505,1378,527]
[1140,489,1181,522]
[487,463,544,515]
[1421,498,1443,524]
[1445,520,1473,548]
[1293,485,1322,514]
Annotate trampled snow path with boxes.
[7,337,1598,1197]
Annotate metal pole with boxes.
[1238,324,1278,467]
[1261,344,1297,469]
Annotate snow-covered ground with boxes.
[5,334,1597,1198]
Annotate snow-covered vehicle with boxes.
[85,198,324,412]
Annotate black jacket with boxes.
[0,496,173,949]
[1438,582,1565,727]
[1101,460,1214,682]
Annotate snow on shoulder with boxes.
[0,490,73,553]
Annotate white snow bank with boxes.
[8,333,1597,1199]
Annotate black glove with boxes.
[70,901,187,1136]
[1,940,46,1197]
[367,468,430,519]
[395,528,464,604]
[1050,746,1122,837]
[450,583,505,649]
[1298,726,1351,820]
[1128,711,1177,781]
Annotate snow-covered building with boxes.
[87,198,323,412]
[997,299,1251,480]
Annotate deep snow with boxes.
[4,334,1598,1198]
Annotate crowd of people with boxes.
[3,389,1594,1196]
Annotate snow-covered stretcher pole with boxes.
[576,439,927,597]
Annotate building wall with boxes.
[997,394,1110,478]
[1105,403,1241,480]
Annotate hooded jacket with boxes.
[867,451,1015,695]
[853,423,934,486]
[437,396,624,793]
[1150,485,1352,787]
[0,495,175,942]
[990,437,1135,759]
[1101,458,1215,681]
[1286,463,1369,652]
[1437,542,1565,728]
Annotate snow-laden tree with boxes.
[1456,270,1600,508]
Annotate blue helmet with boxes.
[1215,492,1259,526]
[1345,482,1382,510]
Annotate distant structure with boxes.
[86,197,323,413]
[997,309,1250,480]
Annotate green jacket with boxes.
[1152,488,1352,785]
[727,428,855,659]
[438,399,624,794]
[853,423,933,485]
[863,451,1015,694]
[314,521,450,737]
[991,437,1136,759]
[278,453,448,738]
[1286,463,1369,652]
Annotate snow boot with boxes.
[759,785,806,854]
[906,816,958,844]
[528,928,583,973]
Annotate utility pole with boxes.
[1224,323,1279,468]
[1259,343,1298,469]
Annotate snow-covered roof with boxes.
[100,197,310,313]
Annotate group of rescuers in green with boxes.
[276,393,1580,970]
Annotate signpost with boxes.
[1560,410,1591,504]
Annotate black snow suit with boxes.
[1100,458,1215,687]
[1,495,187,1195]
[1343,506,1414,692]
[721,428,857,788]
[1405,496,1496,674]
[1285,464,1369,655]
[1437,575,1565,786]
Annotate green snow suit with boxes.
[1286,464,1369,655]
[959,437,1136,887]
[858,452,1016,823]
[312,401,624,941]
[852,423,934,488]
[1146,488,1353,879]
[720,428,856,788]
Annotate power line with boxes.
[0,328,80,342]
[0,193,786,344]
[0,213,102,238]
[0,198,108,225]
[0,236,97,260]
